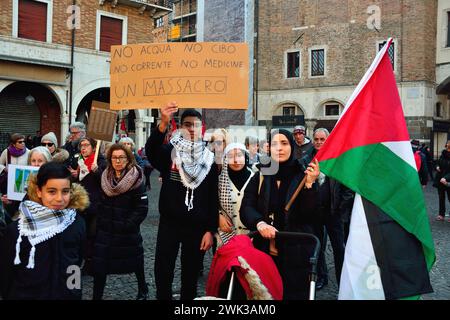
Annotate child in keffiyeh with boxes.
[0,162,89,300]
[217,143,255,247]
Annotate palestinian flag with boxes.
[315,38,435,300]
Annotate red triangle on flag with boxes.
[316,38,410,162]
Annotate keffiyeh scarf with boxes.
[170,131,214,211]
[15,201,77,269]
[218,143,249,245]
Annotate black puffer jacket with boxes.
[93,168,148,275]
[0,181,89,300]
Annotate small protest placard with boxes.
[110,42,249,110]
[7,164,39,201]
[86,101,118,142]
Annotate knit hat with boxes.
[41,132,58,148]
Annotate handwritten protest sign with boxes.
[87,100,118,142]
[110,42,249,110]
[86,100,118,166]
[7,164,39,201]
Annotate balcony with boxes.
[99,0,172,18]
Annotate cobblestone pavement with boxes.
[81,175,450,300]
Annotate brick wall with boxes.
[0,0,164,49]
[0,0,12,37]
[257,0,437,91]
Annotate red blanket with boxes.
[206,235,283,300]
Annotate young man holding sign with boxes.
[146,102,218,300]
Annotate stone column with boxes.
[134,118,145,150]
[61,113,70,146]
[305,120,317,137]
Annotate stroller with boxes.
[204,231,321,300]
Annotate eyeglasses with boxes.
[16,140,25,144]
[41,142,54,147]
[70,131,82,135]
[111,156,128,162]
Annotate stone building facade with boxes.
[256,0,440,150]
[0,0,171,150]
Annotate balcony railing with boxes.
[99,0,172,18]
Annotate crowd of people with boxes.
[0,103,443,300]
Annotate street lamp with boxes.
[25,94,35,105]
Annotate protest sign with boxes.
[86,100,118,165]
[110,42,249,110]
[7,164,39,201]
[86,100,118,142]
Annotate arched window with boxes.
[277,103,304,116]
[323,101,343,117]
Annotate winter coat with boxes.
[240,162,319,300]
[293,138,313,160]
[433,150,450,188]
[93,168,148,275]
[145,127,218,233]
[0,148,30,174]
[78,154,107,238]
[0,177,89,300]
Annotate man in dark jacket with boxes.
[62,122,86,175]
[434,141,450,221]
[304,128,354,290]
[146,102,218,300]
[292,125,313,160]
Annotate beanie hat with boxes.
[41,132,58,148]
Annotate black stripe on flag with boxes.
[362,197,433,299]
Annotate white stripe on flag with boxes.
[382,141,417,171]
[338,194,385,300]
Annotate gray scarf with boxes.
[101,166,143,197]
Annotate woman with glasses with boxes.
[0,133,30,197]
[74,137,106,275]
[92,144,149,300]
[40,132,70,164]
[1,146,53,223]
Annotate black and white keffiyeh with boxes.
[170,131,214,211]
[14,200,76,269]
[218,143,248,245]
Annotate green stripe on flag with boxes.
[319,143,435,271]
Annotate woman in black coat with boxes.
[0,162,89,300]
[76,137,107,275]
[434,141,450,221]
[93,143,149,300]
[240,129,320,300]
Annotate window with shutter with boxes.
[286,51,300,78]
[311,49,325,77]
[18,0,47,42]
[100,16,123,52]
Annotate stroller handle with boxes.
[247,230,321,275]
